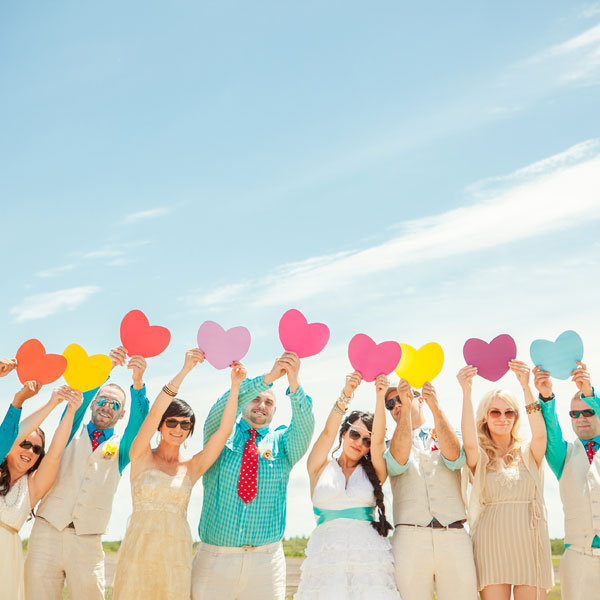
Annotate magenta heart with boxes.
[348,334,402,382]
[463,334,517,382]
[197,321,251,370]
[278,309,330,358]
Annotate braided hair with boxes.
[0,427,46,496]
[333,410,392,537]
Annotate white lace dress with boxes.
[295,459,401,600]
[0,475,31,600]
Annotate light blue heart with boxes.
[530,330,584,380]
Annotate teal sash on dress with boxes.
[313,506,374,526]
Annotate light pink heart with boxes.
[197,321,251,370]
[463,334,517,382]
[278,309,330,358]
[348,334,402,382]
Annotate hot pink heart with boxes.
[348,334,402,382]
[463,334,517,382]
[278,309,330,359]
[197,321,251,370]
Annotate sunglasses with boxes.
[19,440,43,455]
[488,409,517,420]
[164,418,192,431]
[347,427,371,449]
[385,390,420,411]
[569,409,596,419]
[97,397,122,412]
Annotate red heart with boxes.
[16,339,67,385]
[120,310,171,358]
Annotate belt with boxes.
[0,521,19,535]
[396,519,465,530]
[567,545,600,557]
[198,541,282,554]
[314,506,374,526]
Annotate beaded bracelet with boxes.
[332,402,346,416]
[162,384,178,397]
[525,402,542,414]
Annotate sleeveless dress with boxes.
[295,459,401,599]
[0,475,31,600]
[112,469,193,600]
[470,448,553,591]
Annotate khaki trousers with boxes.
[560,547,600,600]
[392,525,478,600]
[191,541,286,600]
[24,518,104,600]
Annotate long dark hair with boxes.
[158,398,196,437]
[0,427,46,497]
[333,411,392,537]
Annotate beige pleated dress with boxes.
[469,446,553,591]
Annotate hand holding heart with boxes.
[508,360,531,389]
[375,374,389,394]
[128,356,147,388]
[0,358,17,378]
[183,349,206,373]
[533,366,553,398]
[572,362,593,398]
[230,361,247,386]
[421,382,438,408]
[14,381,42,407]
[457,366,478,392]
[110,347,128,369]
[343,371,362,397]
[278,352,301,392]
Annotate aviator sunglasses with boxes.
[164,418,192,431]
[96,397,122,412]
[19,440,43,455]
[347,427,371,449]
[488,409,517,419]
[569,409,596,419]
[385,389,421,411]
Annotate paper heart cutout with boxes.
[348,334,403,382]
[197,321,251,370]
[16,339,67,385]
[463,334,517,382]
[394,343,444,388]
[278,309,330,359]
[120,309,171,358]
[530,330,584,380]
[62,344,112,392]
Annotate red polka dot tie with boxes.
[91,430,103,451]
[237,429,258,504]
[586,441,597,464]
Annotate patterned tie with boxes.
[586,441,597,464]
[91,430,104,451]
[237,429,259,503]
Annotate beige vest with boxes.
[37,425,121,535]
[390,443,467,527]
[559,440,600,547]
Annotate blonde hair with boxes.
[476,389,524,471]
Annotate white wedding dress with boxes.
[295,459,401,600]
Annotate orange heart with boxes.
[16,339,67,385]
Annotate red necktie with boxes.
[91,430,103,451]
[586,441,597,464]
[237,429,258,503]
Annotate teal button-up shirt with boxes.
[199,375,315,547]
[540,388,600,548]
[66,384,149,474]
[0,404,21,462]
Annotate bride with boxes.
[112,349,245,600]
[295,371,402,600]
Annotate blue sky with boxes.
[1,2,600,540]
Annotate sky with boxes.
[1,1,600,542]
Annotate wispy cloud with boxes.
[121,207,172,224]
[580,4,600,18]
[36,264,75,279]
[183,140,600,309]
[83,249,124,259]
[10,286,100,323]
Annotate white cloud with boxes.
[35,264,75,278]
[10,286,100,323]
[188,140,600,309]
[84,249,124,259]
[580,4,600,18]
[121,207,172,224]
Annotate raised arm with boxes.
[129,349,204,468]
[388,379,414,469]
[190,362,247,482]
[118,355,150,473]
[28,388,83,506]
[307,372,361,485]
[572,362,599,411]
[510,360,546,467]
[458,366,479,471]
[422,381,461,463]
[0,358,17,378]
[278,352,315,468]
[0,381,42,459]
[371,375,389,483]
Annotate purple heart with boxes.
[197,321,251,370]
[463,334,517,382]
[348,334,402,382]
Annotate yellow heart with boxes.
[62,344,111,392]
[394,343,444,388]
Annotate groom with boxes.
[24,346,149,600]
[192,351,315,600]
